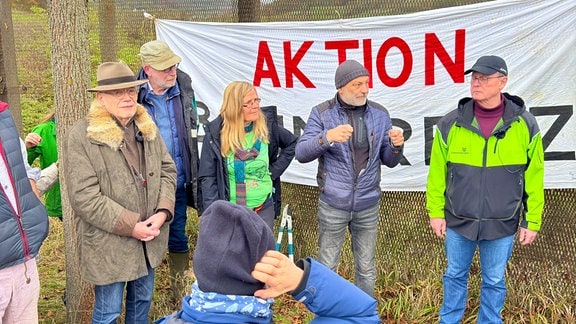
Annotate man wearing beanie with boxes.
[155,200,380,323]
[427,55,544,323]
[136,39,202,302]
[295,59,404,297]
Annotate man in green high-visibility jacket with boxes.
[426,55,544,324]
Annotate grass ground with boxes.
[37,214,316,323]
[37,212,576,323]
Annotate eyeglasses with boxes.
[242,98,262,109]
[466,75,505,84]
[103,87,138,98]
[159,64,178,73]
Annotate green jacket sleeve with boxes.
[426,127,448,219]
[522,133,545,231]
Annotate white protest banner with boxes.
[153,0,576,190]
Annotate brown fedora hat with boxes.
[88,61,148,92]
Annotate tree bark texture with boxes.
[238,0,260,22]
[98,0,117,62]
[47,0,93,322]
[0,0,23,131]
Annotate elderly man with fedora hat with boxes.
[136,40,201,302]
[64,61,176,323]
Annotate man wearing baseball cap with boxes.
[295,60,404,297]
[427,55,544,323]
[136,40,201,302]
[464,55,509,76]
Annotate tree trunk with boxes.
[47,1,93,323]
[238,0,260,22]
[99,0,117,62]
[0,0,23,131]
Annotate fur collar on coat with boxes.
[85,101,157,150]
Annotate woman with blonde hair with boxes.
[199,81,296,229]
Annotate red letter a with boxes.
[254,41,281,87]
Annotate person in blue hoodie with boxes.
[155,200,380,323]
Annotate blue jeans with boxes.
[317,199,379,296]
[440,228,515,324]
[169,186,189,253]
[92,265,155,324]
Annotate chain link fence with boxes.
[281,184,575,296]
[9,0,575,317]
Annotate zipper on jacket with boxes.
[16,214,31,258]
[480,138,489,218]
[341,110,357,201]
[492,125,509,154]
[12,194,32,259]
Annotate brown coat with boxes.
[64,101,176,285]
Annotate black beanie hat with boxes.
[193,200,276,296]
[334,60,370,89]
